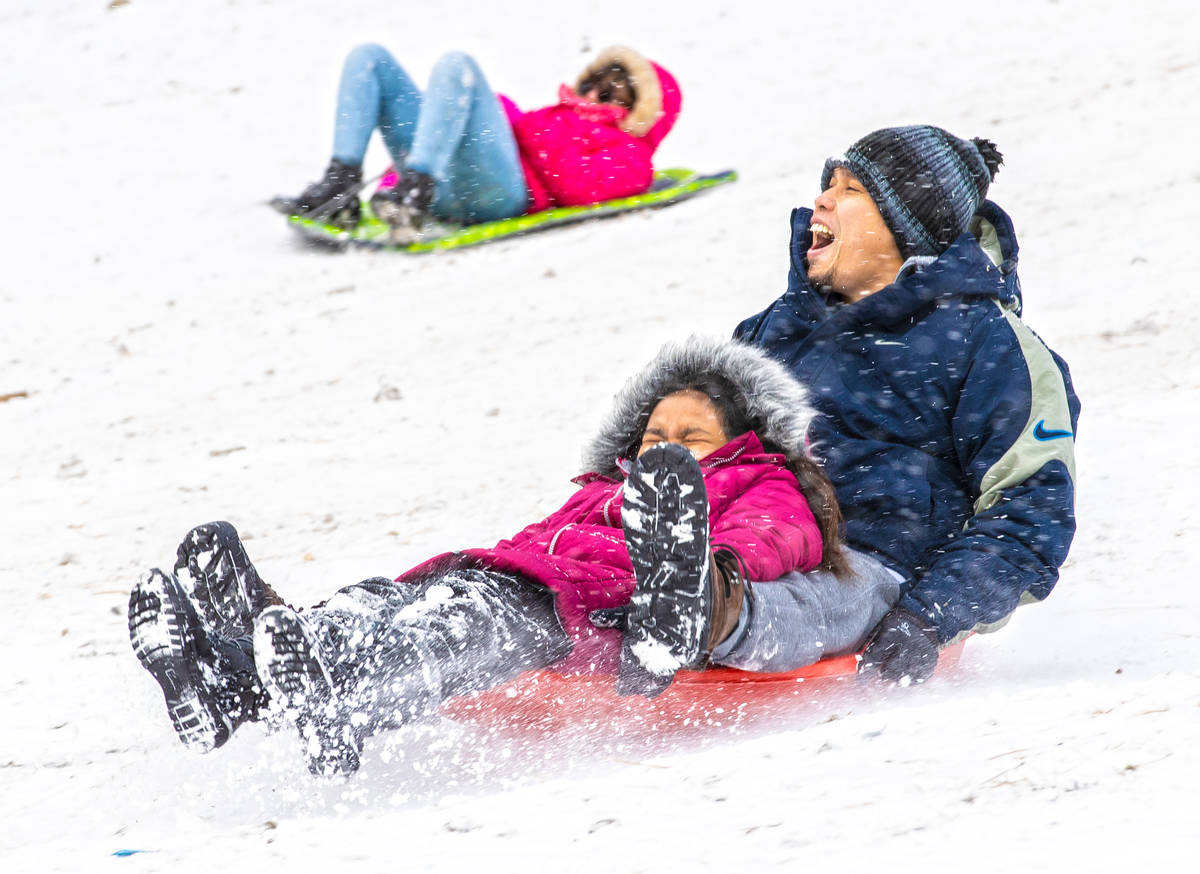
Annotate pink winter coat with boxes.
[398,432,822,674]
[378,48,681,215]
[498,49,682,213]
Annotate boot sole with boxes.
[129,569,231,752]
[254,607,361,777]
[619,443,712,694]
[175,521,270,640]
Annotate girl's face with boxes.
[579,64,636,110]
[639,390,730,459]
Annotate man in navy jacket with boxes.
[734,126,1080,683]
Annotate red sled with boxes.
[441,642,966,735]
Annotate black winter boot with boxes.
[369,169,437,243]
[208,633,268,726]
[611,443,713,698]
[129,569,265,752]
[254,606,362,778]
[174,521,285,641]
[269,158,363,228]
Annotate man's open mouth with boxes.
[811,222,835,251]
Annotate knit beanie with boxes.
[821,125,1004,259]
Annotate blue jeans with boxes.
[332,45,529,223]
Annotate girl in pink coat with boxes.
[270,44,681,239]
[129,339,860,776]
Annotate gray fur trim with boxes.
[582,337,817,477]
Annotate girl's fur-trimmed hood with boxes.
[582,337,818,477]
[575,45,681,144]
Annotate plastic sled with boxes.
[441,641,966,736]
[287,167,737,253]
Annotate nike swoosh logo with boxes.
[1033,420,1073,441]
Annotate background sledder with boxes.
[128,338,900,776]
[270,43,682,245]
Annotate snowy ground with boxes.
[2,0,1198,870]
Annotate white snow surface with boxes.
[2,0,1198,870]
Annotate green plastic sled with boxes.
[287,167,737,253]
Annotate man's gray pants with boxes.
[711,548,901,672]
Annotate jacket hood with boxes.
[582,336,817,477]
[576,46,681,148]
[970,199,1023,314]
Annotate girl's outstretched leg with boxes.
[328,570,570,733]
[260,571,570,775]
[255,607,361,777]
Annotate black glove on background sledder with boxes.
[859,607,940,684]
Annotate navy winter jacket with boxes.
[734,201,1080,644]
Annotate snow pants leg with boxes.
[305,568,572,734]
[331,44,528,223]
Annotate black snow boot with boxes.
[174,521,285,641]
[369,168,437,243]
[269,158,363,228]
[254,606,362,778]
[609,442,714,698]
[129,569,265,752]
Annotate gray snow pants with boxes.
[302,547,898,731]
[711,547,902,673]
[305,568,572,733]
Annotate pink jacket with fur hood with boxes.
[398,339,826,675]
[499,46,682,212]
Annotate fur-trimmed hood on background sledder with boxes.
[503,46,682,212]
[573,45,682,149]
[582,336,818,478]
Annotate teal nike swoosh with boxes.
[1033,420,1072,441]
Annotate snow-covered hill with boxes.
[1,0,1197,870]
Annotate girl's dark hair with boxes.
[633,377,850,579]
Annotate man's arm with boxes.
[713,551,900,673]
[900,306,1080,645]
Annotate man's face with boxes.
[806,167,904,301]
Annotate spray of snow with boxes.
[2,1,1196,870]
[629,637,685,675]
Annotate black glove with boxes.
[588,606,628,630]
[859,607,940,684]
